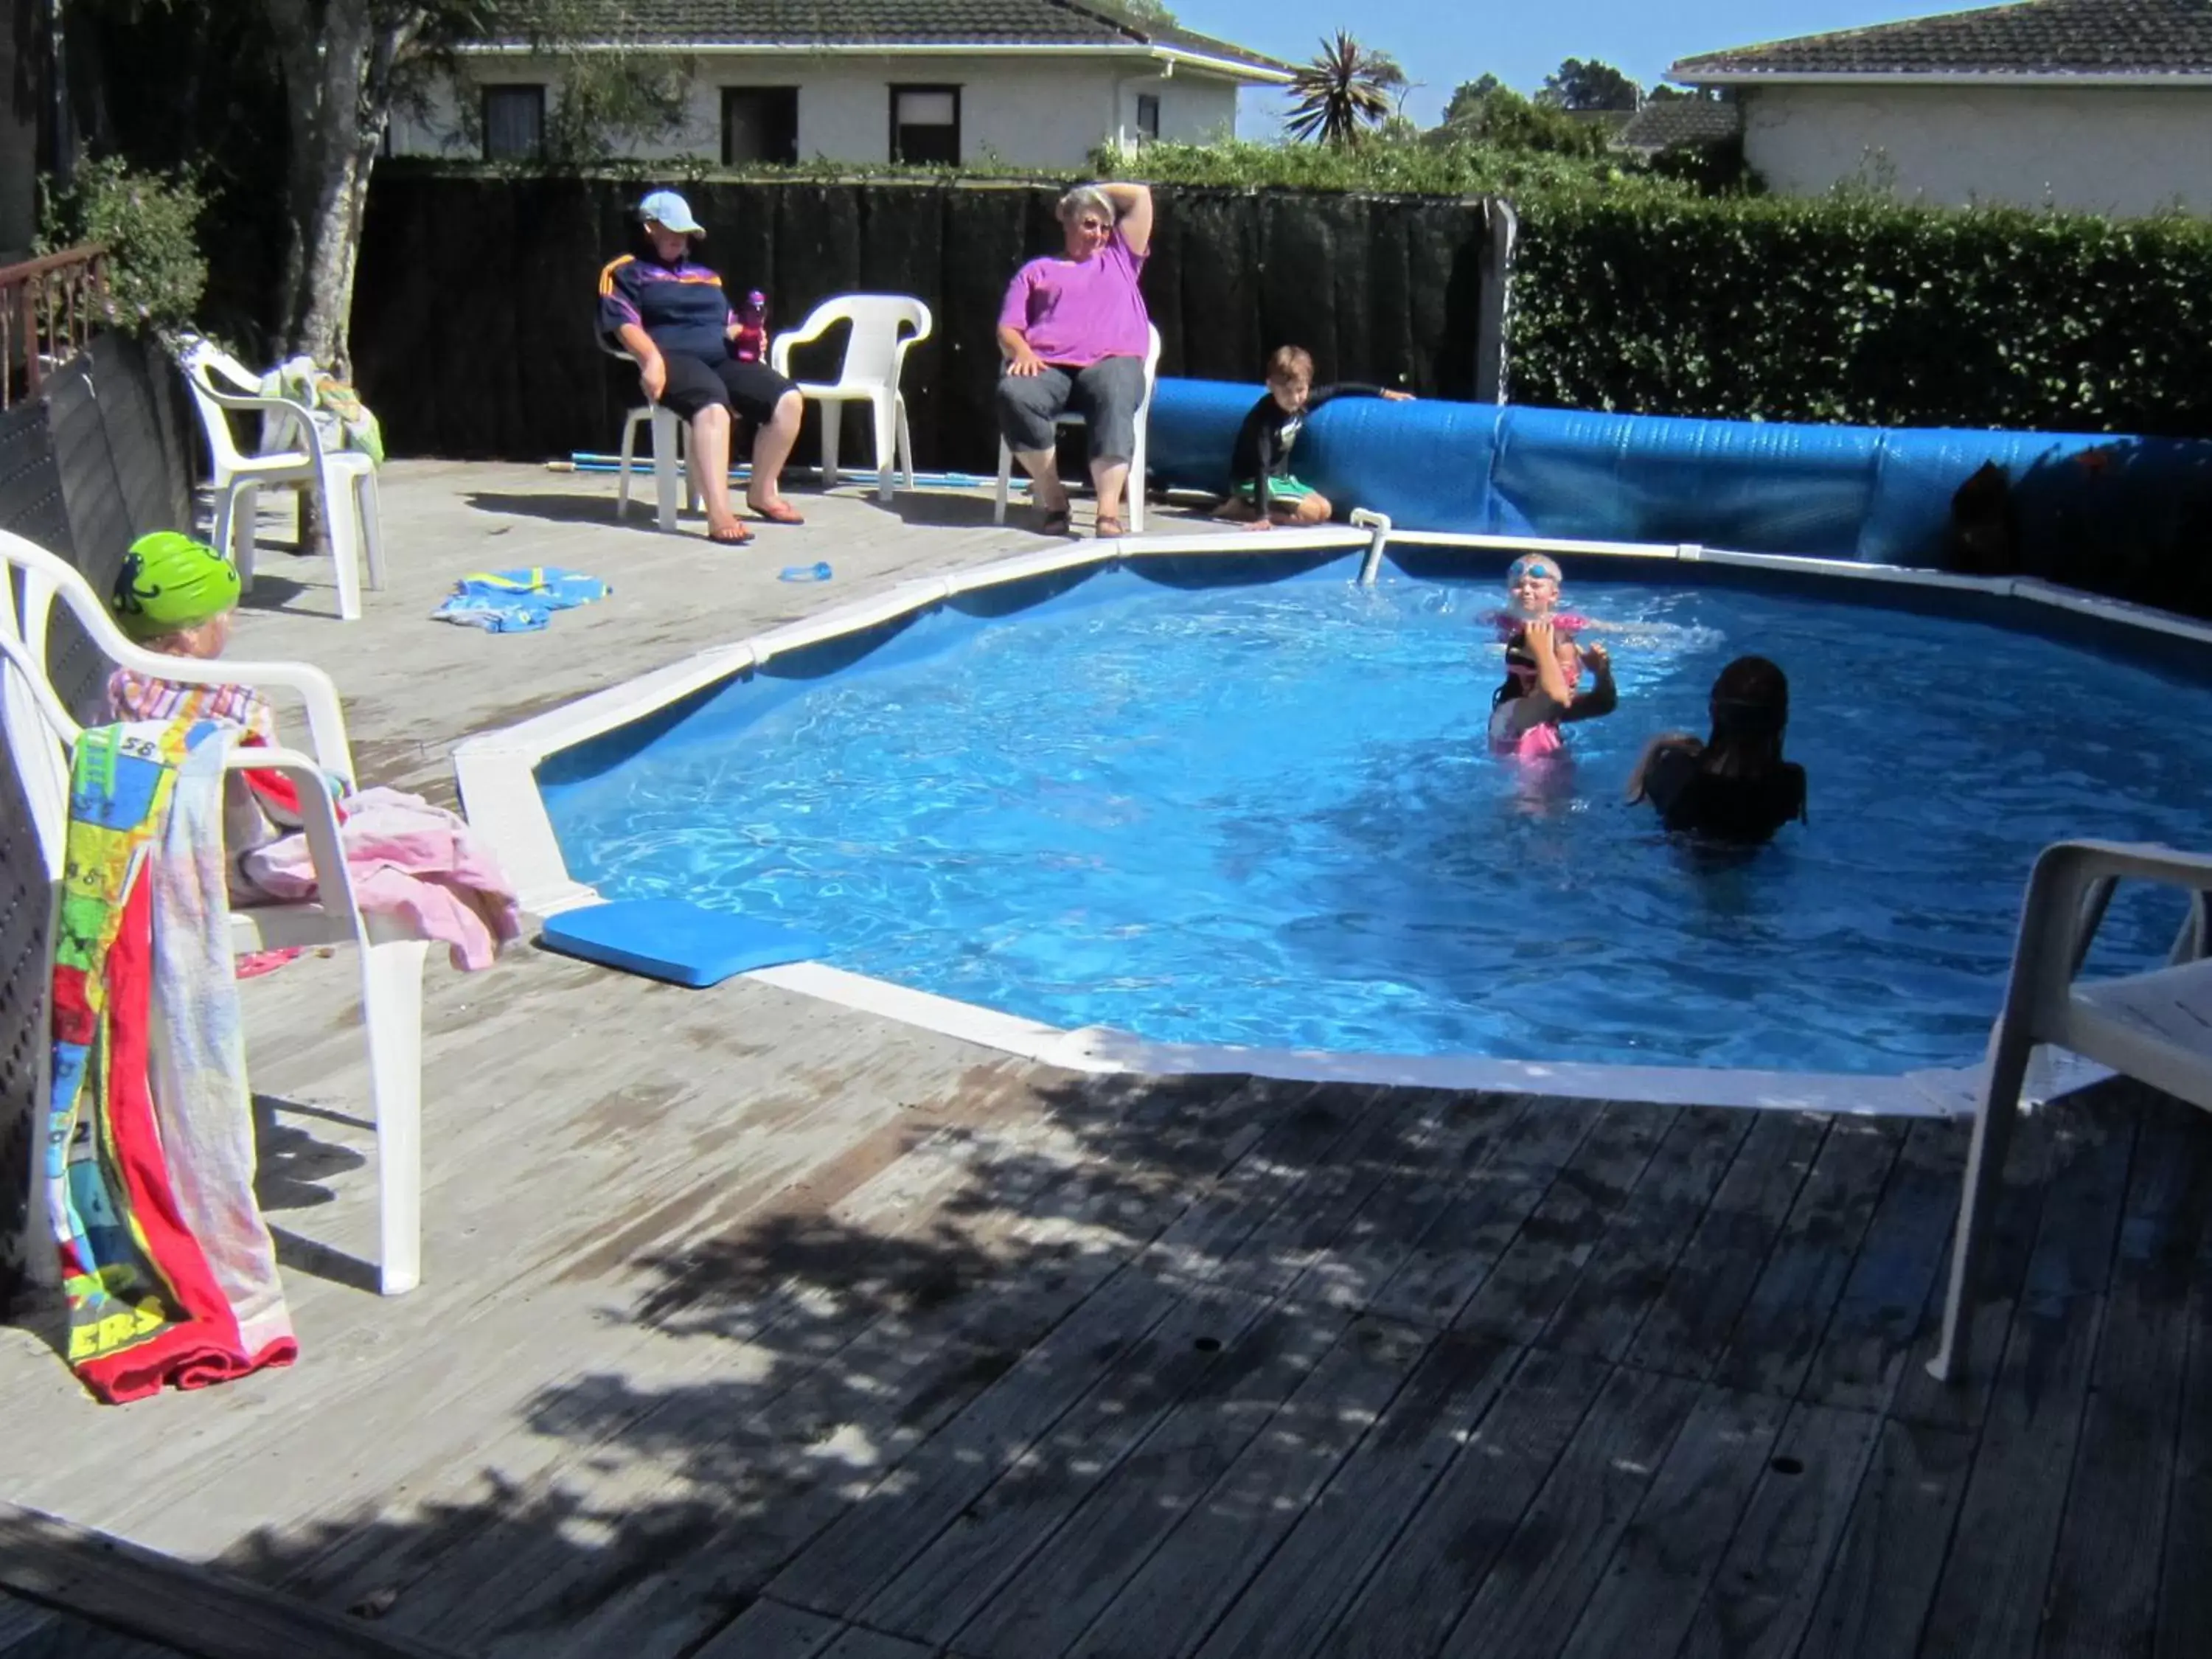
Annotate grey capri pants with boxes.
[995,355,1147,465]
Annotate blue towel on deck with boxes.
[435,566,610,633]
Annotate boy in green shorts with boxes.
[1220,344,1411,529]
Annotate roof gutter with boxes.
[1672,68,2212,88]
[455,40,1297,84]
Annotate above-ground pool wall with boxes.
[1147,380,2212,614]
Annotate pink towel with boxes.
[240,787,521,970]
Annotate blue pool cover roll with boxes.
[1145,375,2212,570]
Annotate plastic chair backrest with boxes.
[787,295,933,391]
[175,336,260,473]
[0,532,84,880]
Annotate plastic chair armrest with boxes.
[2014,840,2212,1009]
[768,310,842,379]
[112,648,357,786]
[219,745,361,921]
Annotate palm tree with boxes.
[1284,31,1397,147]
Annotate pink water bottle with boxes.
[734,290,768,364]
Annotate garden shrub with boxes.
[1508,188,2212,437]
[37,156,211,338]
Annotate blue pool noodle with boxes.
[1145,377,2212,570]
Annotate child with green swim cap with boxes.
[106,531,274,742]
[105,532,335,900]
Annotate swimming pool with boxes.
[535,550,2212,1077]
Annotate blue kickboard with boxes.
[539,898,827,988]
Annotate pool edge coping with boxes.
[455,521,2180,1121]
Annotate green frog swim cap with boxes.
[110,532,241,640]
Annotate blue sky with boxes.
[1200,0,1955,132]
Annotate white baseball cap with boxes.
[638,189,703,236]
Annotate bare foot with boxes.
[706,511,754,545]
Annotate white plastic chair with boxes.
[994,323,1162,534]
[603,341,697,534]
[1926,838,2212,1382]
[0,529,431,1295]
[173,336,383,622]
[769,295,933,504]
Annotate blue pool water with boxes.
[544,560,2212,1073]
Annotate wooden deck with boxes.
[4,467,2208,1657]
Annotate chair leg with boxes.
[995,439,1013,525]
[821,401,841,491]
[230,484,260,589]
[324,475,363,622]
[651,406,682,534]
[1128,423,1147,535]
[872,394,898,504]
[356,466,386,591]
[361,935,430,1295]
[617,409,644,519]
[897,397,916,492]
[1925,1017,2037,1382]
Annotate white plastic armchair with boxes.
[995,323,1161,532]
[173,335,384,622]
[770,295,933,503]
[0,529,431,1295]
[1926,838,2212,1383]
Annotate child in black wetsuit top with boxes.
[1220,345,1411,529]
[1627,655,1808,844]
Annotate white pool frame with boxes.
[453,522,2212,1120]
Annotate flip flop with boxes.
[1038,506,1073,536]
[749,500,806,525]
[707,521,754,546]
[1093,513,1127,539]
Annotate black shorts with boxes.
[655,353,796,425]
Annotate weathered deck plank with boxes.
[1711,1116,1906,1399]
[1436,1364,1704,1659]
[1185,1330,1523,1659]
[1917,1102,2134,1659]
[2036,1096,2208,1658]
[1552,1385,1789,1659]
[947,1301,1356,1659]
[1307,1347,1608,1659]
[1066,1315,1432,1659]
[1675,1404,1885,1659]
[844,1278,1279,1644]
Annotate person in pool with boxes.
[1489,618,1616,759]
[1481,553,1601,642]
[1626,654,1807,843]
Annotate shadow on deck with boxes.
[44,1065,2194,1659]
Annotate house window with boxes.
[481,85,545,160]
[890,85,961,165]
[723,87,799,165]
[1135,94,1161,143]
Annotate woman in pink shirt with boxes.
[997,181,1154,538]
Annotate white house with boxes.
[389,0,1294,170]
[1669,0,2212,217]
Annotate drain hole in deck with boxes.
[1770,1455,1804,1475]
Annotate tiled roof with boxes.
[470,0,1295,77]
[1673,0,2212,80]
[1615,99,1742,153]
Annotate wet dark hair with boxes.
[1493,628,1539,707]
[1702,655,1790,776]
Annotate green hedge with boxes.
[1508,190,2212,437]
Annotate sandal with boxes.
[1093,513,1127,539]
[1037,505,1074,537]
[707,519,754,546]
[749,499,806,526]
